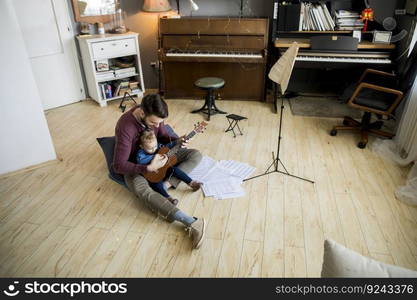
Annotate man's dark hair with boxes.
[141,94,168,118]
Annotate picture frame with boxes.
[373,30,392,44]
[96,59,109,71]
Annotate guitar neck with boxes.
[166,129,197,157]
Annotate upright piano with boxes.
[159,18,269,101]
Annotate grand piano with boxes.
[159,17,269,101]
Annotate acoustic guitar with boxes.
[144,121,208,183]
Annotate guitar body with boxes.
[142,121,207,183]
[144,146,178,183]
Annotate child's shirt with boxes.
[136,141,176,165]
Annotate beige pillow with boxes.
[321,239,417,277]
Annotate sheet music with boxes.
[187,156,217,182]
[188,156,255,199]
[201,178,245,200]
[219,160,256,180]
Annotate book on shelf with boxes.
[334,9,363,30]
[110,66,136,73]
[96,70,115,81]
[335,10,360,18]
[115,72,136,79]
[300,2,335,31]
[99,83,106,99]
[96,70,113,75]
[113,80,131,96]
[114,67,136,74]
[129,81,139,90]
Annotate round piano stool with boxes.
[191,77,227,121]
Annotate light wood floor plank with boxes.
[101,231,146,278]
[0,223,40,275]
[239,240,263,277]
[334,193,369,256]
[57,227,108,277]
[147,234,186,277]
[284,246,307,277]
[261,181,285,277]
[79,197,140,277]
[14,226,72,277]
[301,183,325,278]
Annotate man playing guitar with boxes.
[113,94,206,249]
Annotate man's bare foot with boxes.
[189,181,202,191]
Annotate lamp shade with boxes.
[142,0,172,12]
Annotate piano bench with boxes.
[192,77,227,121]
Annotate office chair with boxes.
[330,68,405,149]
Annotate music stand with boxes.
[244,43,314,184]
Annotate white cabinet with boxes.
[77,32,145,107]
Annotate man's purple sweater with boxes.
[113,106,176,176]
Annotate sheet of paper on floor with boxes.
[188,156,255,199]
[201,178,245,200]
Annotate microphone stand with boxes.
[244,83,314,184]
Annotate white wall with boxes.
[0,0,56,175]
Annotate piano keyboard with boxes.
[166,50,262,59]
[296,55,391,64]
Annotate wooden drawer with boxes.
[91,38,136,59]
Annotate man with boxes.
[113,94,205,249]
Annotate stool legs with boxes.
[225,119,244,138]
[191,88,227,121]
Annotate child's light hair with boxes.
[139,130,156,146]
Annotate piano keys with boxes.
[275,38,394,68]
[159,18,269,101]
[165,50,263,59]
[295,50,392,65]
[274,37,395,93]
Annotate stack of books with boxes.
[114,80,130,96]
[96,70,114,81]
[300,2,335,31]
[334,10,363,30]
[129,81,140,94]
[112,67,137,78]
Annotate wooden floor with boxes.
[1,98,417,277]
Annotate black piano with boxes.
[274,36,395,93]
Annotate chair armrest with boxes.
[348,82,403,115]
[358,68,396,83]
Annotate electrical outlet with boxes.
[150,61,159,68]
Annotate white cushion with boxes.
[321,239,417,277]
